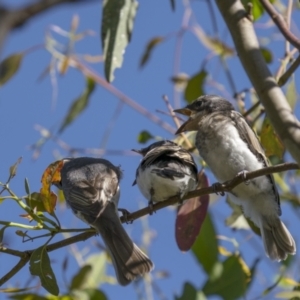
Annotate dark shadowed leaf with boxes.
[0,53,23,86]
[101,0,138,82]
[0,226,8,243]
[170,0,175,11]
[59,77,95,133]
[83,289,107,300]
[260,117,285,159]
[140,37,164,67]
[202,255,248,300]
[184,70,207,103]
[29,246,59,295]
[70,265,92,290]
[176,172,209,251]
[192,212,218,274]
[137,130,154,144]
[175,282,206,300]
[260,47,273,64]
[24,178,30,195]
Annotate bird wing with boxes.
[232,111,281,215]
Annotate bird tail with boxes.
[260,217,296,261]
[94,203,153,285]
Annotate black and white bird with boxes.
[133,140,198,210]
[174,95,296,261]
[54,157,153,285]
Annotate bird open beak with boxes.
[132,149,142,155]
[174,108,198,134]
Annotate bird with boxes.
[54,157,153,285]
[132,140,198,211]
[174,95,296,261]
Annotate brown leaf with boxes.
[175,171,209,251]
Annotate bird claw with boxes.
[238,170,250,185]
[212,182,225,196]
[118,208,133,224]
[148,200,156,215]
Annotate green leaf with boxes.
[9,157,22,178]
[70,265,92,291]
[59,77,95,133]
[9,293,48,300]
[101,0,138,82]
[225,197,250,230]
[276,291,300,299]
[192,212,218,275]
[260,117,285,159]
[241,0,264,21]
[175,282,207,300]
[29,246,59,295]
[184,70,207,103]
[24,192,47,212]
[24,178,30,195]
[202,255,248,300]
[137,130,154,144]
[0,53,23,86]
[286,75,297,110]
[139,37,164,67]
[83,289,107,300]
[260,47,273,64]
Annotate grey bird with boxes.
[132,140,198,210]
[55,157,153,285]
[174,95,296,261]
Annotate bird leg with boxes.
[118,208,133,224]
[148,187,156,215]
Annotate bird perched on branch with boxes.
[54,157,153,285]
[174,95,296,261]
[132,140,198,211]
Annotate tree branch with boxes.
[215,0,300,165]
[0,0,94,51]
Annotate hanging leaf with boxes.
[137,130,154,144]
[260,117,285,159]
[184,70,207,103]
[59,77,95,133]
[139,37,164,68]
[176,171,209,251]
[175,282,207,300]
[0,226,8,243]
[191,212,218,275]
[70,265,92,291]
[101,0,138,82]
[29,246,59,295]
[0,53,23,86]
[260,47,273,64]
[202,255,248,300]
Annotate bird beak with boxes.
[174,108,198,134]
[132,149,142,155]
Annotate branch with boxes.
[215,0,300,165]
[0,0,94,51]
[120,162,299,223]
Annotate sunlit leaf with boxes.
[137,130,154,144]
[176,171,209,251]
[260,117,285,159]
[260,47,273,64]
[184,70,207,103]
[59,77,95,133]
[241,0,264,21]
[70,265,92,291]
[276,291,300,299]
[101,0,138,82]
[192,212,218,275]
[29,246,59,295]
[0,53,23,86]
[193,27,234,56]
[202,255,248,300]
[25,192,47,212]
[9,157,22,178]
[225,197,250,230]
[175,282,206,300]
[8,293,48,300]
[139,37,164,67]
[286,75,297,110]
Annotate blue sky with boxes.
[0,1,299,299]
